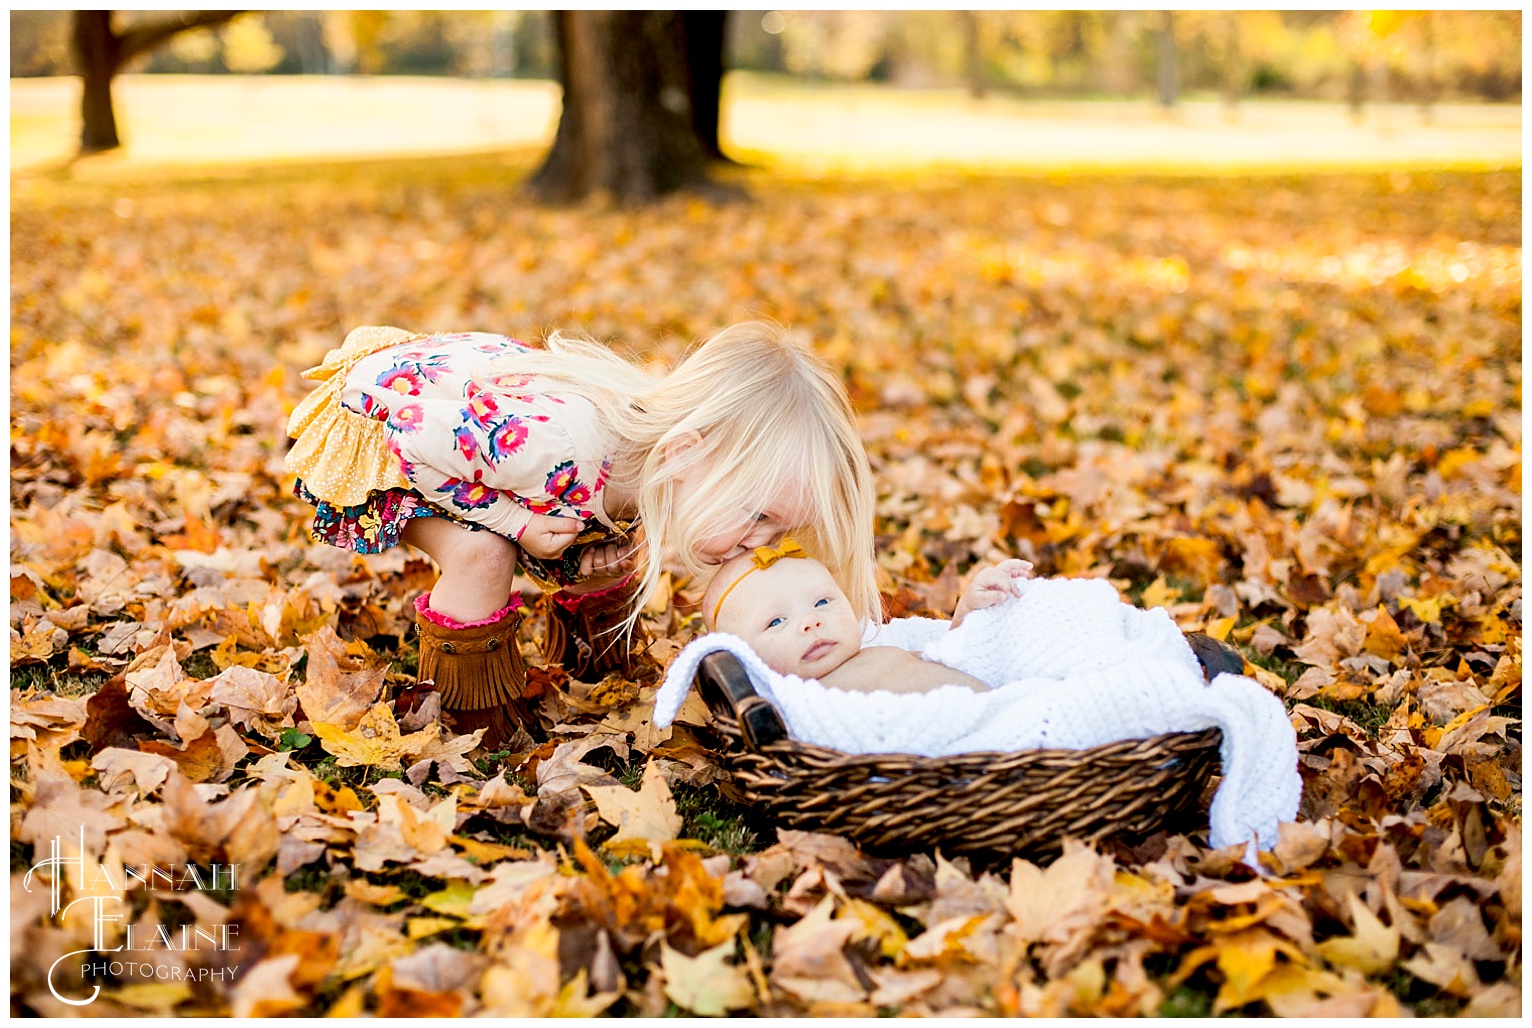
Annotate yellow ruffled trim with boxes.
[285,325,422,507]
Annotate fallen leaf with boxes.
[583,760,682,847]
[661,939,756,1015]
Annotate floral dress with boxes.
[292,331,633,588]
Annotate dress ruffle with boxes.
[285,325,419,506]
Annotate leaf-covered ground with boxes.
[10,154,1521,1017]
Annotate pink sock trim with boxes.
[552,573,636,612]
[414,592,522,630]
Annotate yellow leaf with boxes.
[344,879,406,905]
[312,702,440,770]
[662,940,756,1016]
[1205,615,1237,642]
[1363,605,1409,660]
[840,897,910,959]
[1316,893,1400,976]
[549,968,620,1017]
[583,760,681,845]
[1210,928,1306,1014]
[421,879,479,919]
[1140,576,1182,611]
[1436,446,1481,479]
[106,981,193,1011]
[1398,595,1448,624]
[406,916,459,940]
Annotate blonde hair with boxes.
[491,321,881,630]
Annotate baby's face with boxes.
[712,557,863,679]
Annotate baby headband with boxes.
[709,537,808,627]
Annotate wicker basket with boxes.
[693,650,1227,864]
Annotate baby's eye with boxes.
[765,616,784,629]
[814,597,830,608]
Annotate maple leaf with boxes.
[583,760,682,848]
[295,624,387,732]
[18,772,126,858]
[770,895,866,1004]
[661,940,756,1015]
[1315,892,1400,976]
[312,702,440,770]
[90,747,177,794]
[1006,840,1113,944]
[207,664,297,740]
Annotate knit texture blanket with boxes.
[655,577,1301,867]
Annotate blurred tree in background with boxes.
[15,10,1520,107]
[68,10,244,152]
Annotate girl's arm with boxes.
[382,394,598,545]
[343,337,606,549]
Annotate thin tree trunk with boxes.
[961,11,987,100]
[1418,11,1437,124]
[1156,11,1178,109]
[1220,11,1242,120]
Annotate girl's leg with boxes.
[400,517,538,749]
[402,518,520,622]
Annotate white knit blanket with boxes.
[655,577,1300,867]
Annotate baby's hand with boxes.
[578,538,642,580]
[952,559,1034,628]
[517,513,583,559]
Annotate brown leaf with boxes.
[80,676,155,750]
[294,624,386,732]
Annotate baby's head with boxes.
[702,540,864,679]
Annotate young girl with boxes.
[286,322,878,749]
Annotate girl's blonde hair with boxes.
[491,321,881,629]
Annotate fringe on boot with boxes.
[542,574,650,681]
[414,594,540,751]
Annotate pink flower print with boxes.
[463,382,502,428]
[454,424,478,463]
[377,366,425,396]
[486,416,528,463]
[388,404,425,433]
[523,497,558,515]
[440,473,498,511]
[488,373,535,391]
[359,394,387,421]
[546,461,591,506]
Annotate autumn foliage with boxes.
[10,158,1521,1016]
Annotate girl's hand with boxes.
[579,539,641,580]
[952,559,1034,628]
[517,513,583,559]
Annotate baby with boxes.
[701,539,1033,694]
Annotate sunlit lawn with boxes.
[9,70,1521,181]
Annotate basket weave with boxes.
[693,651,1225,863]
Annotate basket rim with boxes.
[703,711,1223,771]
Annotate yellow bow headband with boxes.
[709,538,808,627]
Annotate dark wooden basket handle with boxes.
[696,651,788,750]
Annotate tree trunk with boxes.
[1219,11,1242,120]
[961,11,987,100]
[1155,11,1178,109]
[71,10,245,154]
[530,11,709,204]
[681,12,727,160]
[74,11,124,152]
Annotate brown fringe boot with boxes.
[414,594,540,751]
[542,575,649,681]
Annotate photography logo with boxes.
[23,827,242,1006]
